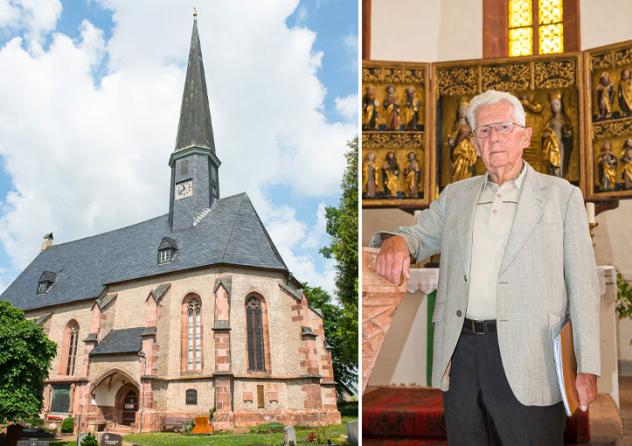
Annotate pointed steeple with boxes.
[168,14,221,231]
[174,16,215,153]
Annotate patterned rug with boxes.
[363,387,590,443]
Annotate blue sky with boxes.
[0,0,358,294]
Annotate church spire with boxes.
[174,15,215,153]
[168,14,221,231]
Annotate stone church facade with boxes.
[0,18,340,433]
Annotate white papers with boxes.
[553,330,572,416]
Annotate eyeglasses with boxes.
[471,121,524,138]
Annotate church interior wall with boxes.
[365,0,632,386]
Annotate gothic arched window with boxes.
[246,295,265,371]
[64,320,79,375]
[182,296,202,371]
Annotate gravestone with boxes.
[6,425,23,446]
[283,425,296,446]
[99,433,122,446]
[16,440,48,446]
[346,421,358,445]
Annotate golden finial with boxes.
[193,7,198,18]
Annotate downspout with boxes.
[138,351,147,433]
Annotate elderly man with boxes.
[374,90,599,445]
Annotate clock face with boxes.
[175,180,193,200]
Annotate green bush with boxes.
[248,421,285,434]
[80,433,98,446]
[60,416,74,433]
[24,417,44,427]
[181,420,194,434]
[337,401,358,417]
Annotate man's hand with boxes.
[375,236,411,284]
[576,373,597,412]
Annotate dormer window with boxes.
[37,271,57,294]
[158,237,178,264]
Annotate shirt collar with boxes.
[483,160,527,191]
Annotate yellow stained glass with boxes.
[509,0,532,28]
[539,24,563,54]
[509,27,533,57]
[539,0,563,25]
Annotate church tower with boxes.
[169,15,221,231]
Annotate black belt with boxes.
[463,318,497,334]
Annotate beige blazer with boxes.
[373,161,600,406]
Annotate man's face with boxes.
[472,101,532,172]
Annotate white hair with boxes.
[466,90,526,130]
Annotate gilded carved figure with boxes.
[363,151,379,197]
[403,151,421,197]
[598,141,618,191]
[621,139,632,190]
[448,98,477,182]
[541,93,573,178]
[362,86,378,130]
[383,85,401,131]
[382,151,400,196]
[597,71,615,119]
[402,87,421,130]
[618,68,632,117]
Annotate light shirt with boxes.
[466,163,527,321]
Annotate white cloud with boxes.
[0,0,62,46]
[0,1,354,294]
[335,94,358,122]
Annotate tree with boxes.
[310,136,358,395]
[0,301,57,423]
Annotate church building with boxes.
[0,18,340,433]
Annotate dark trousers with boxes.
[442,329,565,446]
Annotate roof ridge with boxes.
[46,214,169,250]
[240,194,289,271]
[220,194,247,262]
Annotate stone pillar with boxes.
[213,277,234,430]
[362,247,407,393]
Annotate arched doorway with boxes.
[121,390,138,426]
[115,383,139,426]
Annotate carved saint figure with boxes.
[363,152,379,197]
[598,141,618,191]
[621,139,632,190]
[448,98,477,182]
[541,93,573,178]
[382,151,400,196]
[362,86,378,130]
[383,85,401,130]
[618,68,632,117]
[596,71,615,119]
[403,151,421,197]
[402,87,421,130]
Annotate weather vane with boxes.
[193,7,198,18]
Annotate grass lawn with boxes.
[50,417,356,446]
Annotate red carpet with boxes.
[363,387,590,443]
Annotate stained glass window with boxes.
[508,0,564,57]
[246,296,265,371]
[50,384,71,413]
[186,298,202,371]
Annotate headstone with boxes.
[99,433,122,446]
[191,416,212,434]
[6,425,23,446]
[283,425,296,446]
[347,421,358,445]
[16,441,48,446]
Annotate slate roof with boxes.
[89,327,145,356]
[174,18,215,153]
[1,193,288,311]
